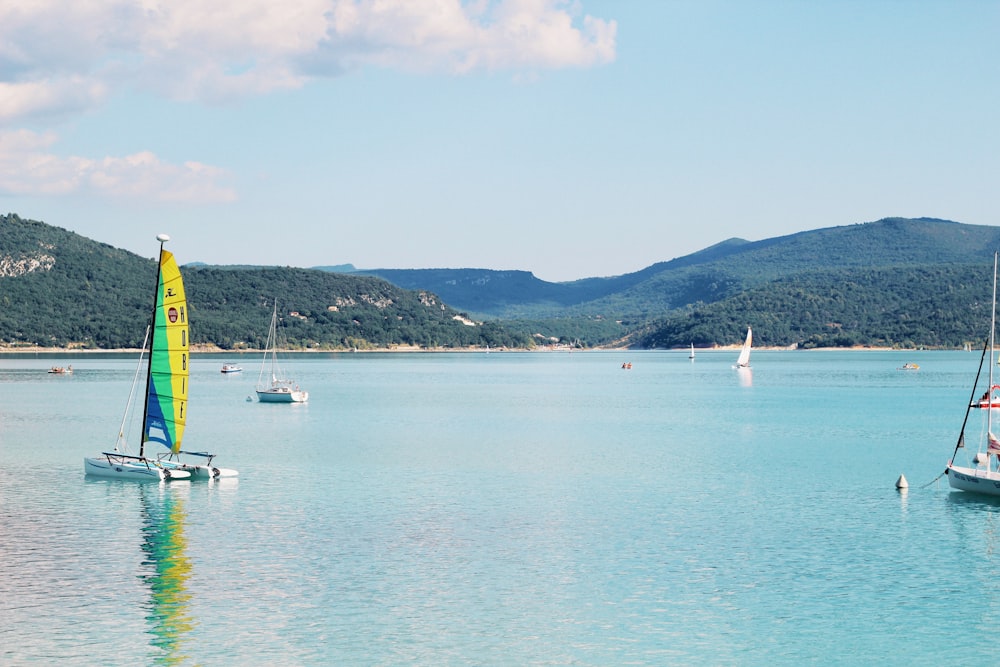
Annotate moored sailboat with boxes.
[256,301,308,403]
[946,252,1000,496]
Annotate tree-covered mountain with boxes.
[634,263,992,350]
[347,218,1000,320]
[340,217,1000,349]
[4,213,1000,350]
[0,214,533,350]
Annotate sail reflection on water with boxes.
[140,484,195,665]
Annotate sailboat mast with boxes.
[140,235,169,459]
[989,251,998,470]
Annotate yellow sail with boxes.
[144,248,188,454]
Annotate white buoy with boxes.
[895,474,909,490]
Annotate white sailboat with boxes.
[689,343,695,360]
[84,235,236,481]
[947,252,1000,496]
[734,327,752,368]
[256,301,309,403]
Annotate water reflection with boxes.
[140,483,195,665]
[737,367,753,387]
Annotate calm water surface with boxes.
[0,350,995,665]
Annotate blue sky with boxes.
[1,1,998,281]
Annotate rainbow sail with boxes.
[144,248,188,454]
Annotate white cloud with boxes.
[0,1,614,203]
[0,130,236,202]
[0,0,617,121]
[0,78,110,123]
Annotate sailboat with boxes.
[256,301,309,403]
[946,252,1000,496]
[84,234,236,481]
[734,327,752,368]
[84,235,193,481]
[689,343,695,360]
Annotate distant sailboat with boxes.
[734,327,752,369]
[689,343,695,360]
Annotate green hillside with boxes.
[4,213,1000,350]
[0,214,532,350]
[635,263,992,349]
[353,218,1000,319]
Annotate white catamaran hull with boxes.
[166,463,239,479]
[946,464,1000,496]
[84,456,191,481]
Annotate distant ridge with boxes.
[339,217,1000,320]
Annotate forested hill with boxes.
[5,213,1000,350]
[347,218,1000,319]
[0,214,532,350]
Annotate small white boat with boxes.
[48,365,72,374]
[221,363,243,373]
[734,327,752,368]
[256,301,308,403]
[947,252,1000,496]
[898,363,920,371]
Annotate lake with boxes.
[0,349,995,665]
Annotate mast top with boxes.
[156,233,170,243]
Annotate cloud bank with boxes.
[0,0,617,122]
[0,130,236,202]
[0,0,614,201]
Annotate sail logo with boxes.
[168,307,179,323]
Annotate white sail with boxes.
[735,327,752,368]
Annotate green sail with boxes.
[144,249,188,454]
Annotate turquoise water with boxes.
[0,350,996,665]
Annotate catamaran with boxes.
[256,301,308,403]
[946,252,1000,496]
[84,234,236,481]
[734,327,752,369]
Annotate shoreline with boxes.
[0,344,932,354]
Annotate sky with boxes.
[1,1,998,282]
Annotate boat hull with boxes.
[174,464,239,479]
[84,457,191,481]
[256,388,308,403]
[947,464,1000,496]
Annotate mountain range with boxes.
[341,217,1000,320]
[2,213,998,350]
